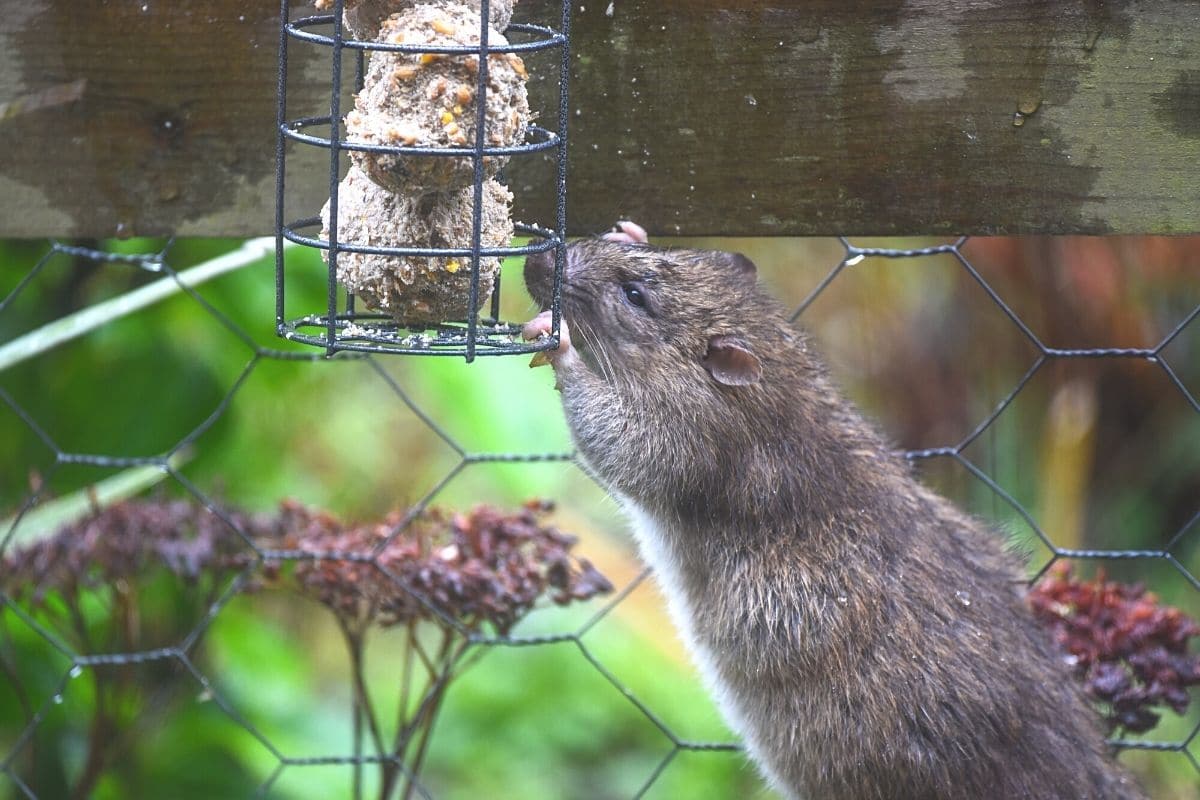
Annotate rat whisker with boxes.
[576,316,619,386]
[578,320,615,383]
[568,315,603,378]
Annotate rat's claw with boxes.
[523,311,572,369]
[601,220,649,245]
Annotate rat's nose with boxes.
[523,245,557,308]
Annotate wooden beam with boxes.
[0,1,1197,237]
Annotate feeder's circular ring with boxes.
[278,313,560,358]
[280,118,561,157]
[282,217,561,260]
[287,16,565,55]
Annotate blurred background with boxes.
[1,234,1197,798]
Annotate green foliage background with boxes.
[1,236,1197,798]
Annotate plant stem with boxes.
[382,624,445,798]
[70,666,111,800]
[381,618,419,797]
[396,618,416,740]
[352,677,363,800]
[398,631,468,800]
[65,586,96,655]
[0,630,34,723]
[338,619,387,759]
[0,618,37,778]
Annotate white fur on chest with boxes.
[618,498,780,786]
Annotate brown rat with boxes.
[522,224,1145,800]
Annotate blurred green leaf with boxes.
[1,451,189,549]
[0,238,282,373]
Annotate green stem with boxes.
[352,678,363,800]
[398,631,468,800]
[339,618,387,759]
[70,662,111,800]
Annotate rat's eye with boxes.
[621,281,648,310]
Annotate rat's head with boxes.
[524,238,772,390]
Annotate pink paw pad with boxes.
[523,311,572,368]
[601,220,648,245]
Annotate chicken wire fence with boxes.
[0,235,1198,799]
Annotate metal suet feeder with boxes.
[275,0,570,361]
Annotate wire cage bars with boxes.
[275,0,570,361]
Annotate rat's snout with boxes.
[523,246,558,309]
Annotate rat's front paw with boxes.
[523,311,574,369]
[601,220,648,245]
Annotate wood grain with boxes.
[0,0,1197,237]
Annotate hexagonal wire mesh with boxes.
[1,234,1197,798]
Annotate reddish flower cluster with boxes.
[1,499,259,604]
[3,497,612,640]
[282,499,613,635]
[1028,562,1200,733]
[1,496,611,800]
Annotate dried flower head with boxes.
[283,499,612,635]
[1028,562,1200,733]
[1,499,260,605]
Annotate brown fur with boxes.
[525,239,1145,800]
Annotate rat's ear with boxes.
[703,335,762,386]
[713,251,757,285]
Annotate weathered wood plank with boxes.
[0,1,1197,237]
